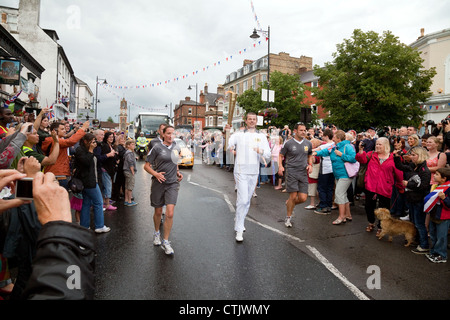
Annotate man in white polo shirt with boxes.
[228,112,271,242]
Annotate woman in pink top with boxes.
[356,137,404,235]
[426,136,447,185]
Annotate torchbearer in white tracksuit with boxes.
[227,112,271,242]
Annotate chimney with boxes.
[420,28,425,38]
[185,97,191,101]
[217,84,225,96]
[199,90,205,104]
[204,83,208,94]
[19,0,41,29]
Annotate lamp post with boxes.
[165,103,173,124]
[95,76,107,120]
[187,83,198,126]
[250,26,270,108]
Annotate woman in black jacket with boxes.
[75,133,110,233]
[100,132,118,211]
[394,146,431,254]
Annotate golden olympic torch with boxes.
[225,91,237,149]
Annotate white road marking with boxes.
[306,245,370,300]
[188,178,368,300]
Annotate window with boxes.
[188,107,192,115]
[252,77,256,90]
[243,80,248,92]
[218,101,224,112]
[218,117,223,126]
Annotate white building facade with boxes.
[410,28,450,124]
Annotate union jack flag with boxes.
[3,89,22,109]
[424,182,450,213]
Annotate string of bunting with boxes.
[101,37,266,90]
[422,103,450,110]
[100,85,168,112]
[249,0,268,39]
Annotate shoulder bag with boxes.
[343,145,360,178]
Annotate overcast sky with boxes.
[3,0,450,121]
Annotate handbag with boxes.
[357,152,373,189]
[343,145,360,178]
[309,163,320,179]
[68,168,84,193]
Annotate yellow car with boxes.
[175,138,194,168]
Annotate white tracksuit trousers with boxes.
[234,173,259,233]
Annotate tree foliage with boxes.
[312,29,436,131]
[236,71,310,128]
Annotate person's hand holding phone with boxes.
[32,172,71,225]
[0,169,31,213]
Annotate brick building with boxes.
[173,96,205,129]
[223,52,313,129]
[300,70,328,122]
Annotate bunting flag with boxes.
[3,89,22,110]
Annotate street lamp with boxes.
[187,83,198,125]
[95,76,107,120]
[250,26,270,108]
[165,103,173,124]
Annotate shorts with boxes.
[124,171,135,191]
[101,171,112,198]
[308,182,318,197]
[150,180,179,208]
[285,168,308,194]
[334,178,353,204]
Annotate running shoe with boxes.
[161,240,174,255]
[94,225,111,233]
[427,254,447,263]
[411,245,429,254]
[314,207,331,215]
[235,231,244,242]
[285,216,292,228]
[153,232,161,246]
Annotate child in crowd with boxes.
[425,167,450,263]
[123,140,138,206]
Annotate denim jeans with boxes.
[390,187,406,216]
[102,171,113,199]
[317,172,334,209]
[429,218,450,258]
[80,184,105,230]
[409,202,429,249]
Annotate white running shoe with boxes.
[253,192,257,198]
[161,240,174,255]
[94,225,111,233]
[285,216,292,228]
[153,232,162,246]
[235,231,244,242]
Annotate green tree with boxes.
[107,116,114,123]
[236,71,310,128]
[313,29,436,131]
